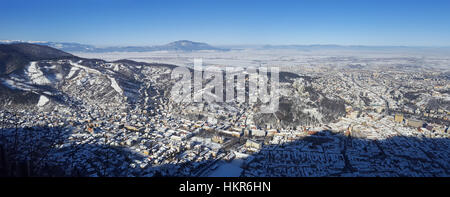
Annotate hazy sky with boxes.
[1,0,450,46]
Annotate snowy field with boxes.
[74,48,450,71]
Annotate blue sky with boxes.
[1,0,449,46]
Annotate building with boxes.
[252,129,266,137]
[170,135,182,141]
[407,119,424,128]
[212,136,224,144]
[267,129,278,136]
[245,140,262,149]
[394,114,404,123]
[124,125,140,132]
[244,129,251,136]
[347,111,360,119]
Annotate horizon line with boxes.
[2,39,450,48]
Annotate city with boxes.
[0,42,448,177]
[1,1,450,187]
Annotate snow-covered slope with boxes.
[0,43,175,111]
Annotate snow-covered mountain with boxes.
[160,40,223,51]
[0,43,175,111]
[0,40,227,53]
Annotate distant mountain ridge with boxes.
[0,40,227,53]
[3,40,449,54]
